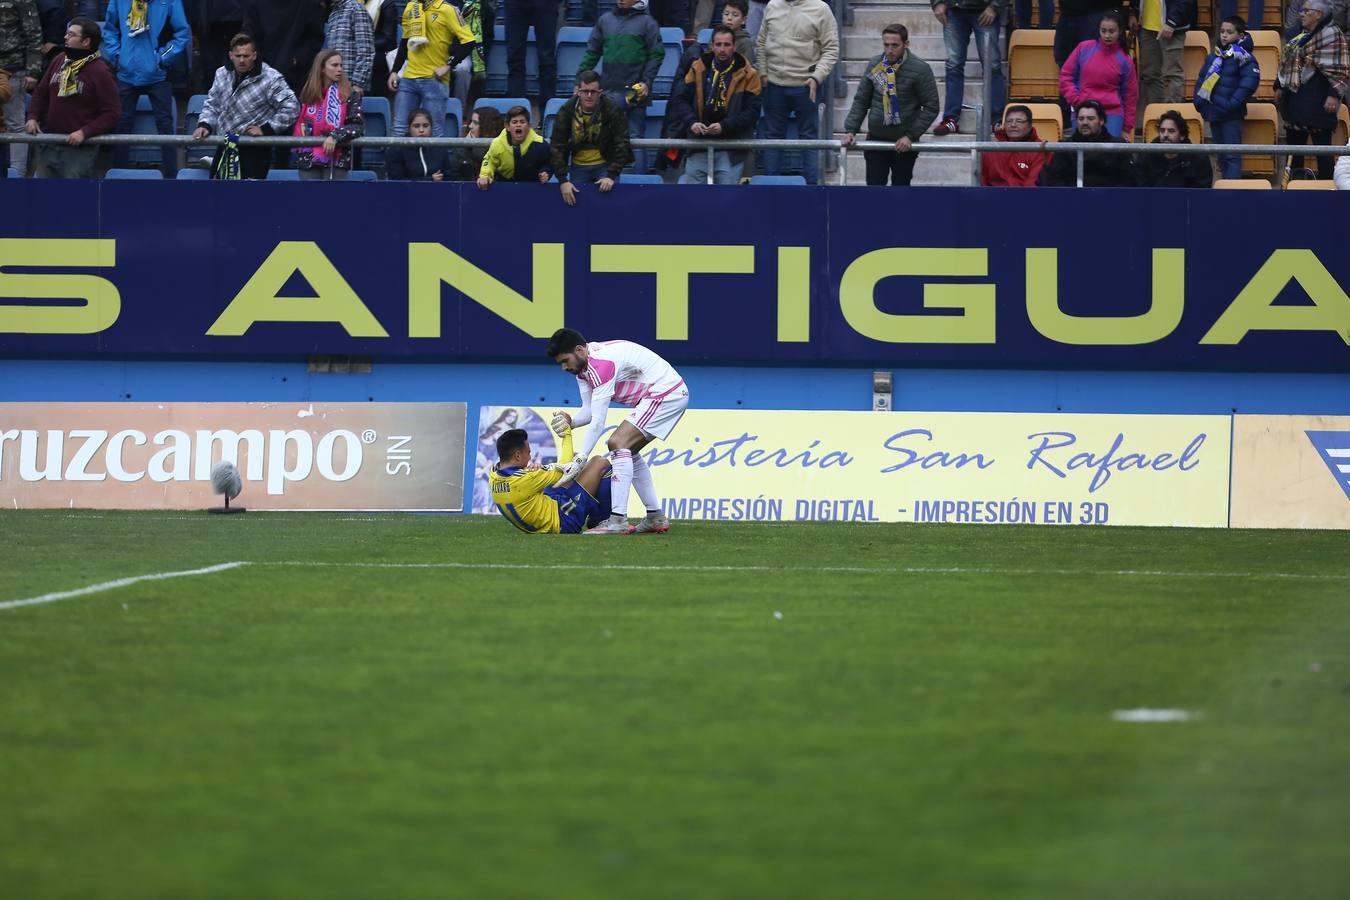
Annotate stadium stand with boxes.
[129,95,177,168]
[106,168,164,179]
[1249,30,1280,100]
[1241,103,1279,177]
[1003,103,1063,141]
[1285,179,1337,189]
[1335,104,1350,146]
[555,27,593,97]
[1183,30,1209,100]
[1008,30,1059,100]
[1143,104,1205,144]
[447,98,464,140]
[542,97,568,141]
[184,95,211,167]
[486,25,539,97]
[363,96,391,169]
[1214,178,1271,188]
[655,28,685,97]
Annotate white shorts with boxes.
[629,386,689,441]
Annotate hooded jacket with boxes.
[667,50,762,155]
[102,0,190,86]
[1060,38,1139,132]
[980,125,1049,186]
[1193,33,1259,122]
[754,0,838,87]
[1134,137,1213,186]
[843,50,939,142]
[549,93,633,181]
[481,126,554,181]
[578,5,663,98]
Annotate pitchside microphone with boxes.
[208,460,247,514]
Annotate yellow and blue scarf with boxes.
[868,54,906,127]
[1197,43,1252,102]
[126,0,149,37]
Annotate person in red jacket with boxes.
[980,104,1049,186]
[24,16,120,178]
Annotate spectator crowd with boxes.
[1,0,1347,187]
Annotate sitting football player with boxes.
[488,427,614,534]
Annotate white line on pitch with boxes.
[0,562,248,611]
[257,561,1349,580]
[1113,709,1200,723]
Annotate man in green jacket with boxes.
[550,69,634,205]
[841,24,939,186]
[578,0,662,172]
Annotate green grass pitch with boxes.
[1,510,1348,899]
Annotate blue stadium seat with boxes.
[541,96,567,141]
[266,169,301,180]
[564,0,613,24]
[475,97,532,119]
[6,167,18,178]
[176,168,210,179]
[446,97,463,137]
[622,173,665,184]
[757,114,804,175]
[749,175,807,185]
[655,28,685,96]
[485,25,537,96]
[129,94,177,166]
[697,28,712,45]
[555,26,593,97]
[106,168,164,179]
[362,95,390,167]
[183,94,211,167]
[643,99,667,139]
[349,169,378,181]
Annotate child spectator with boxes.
[1059,11,1138,137]
[1195,15,1259,180]
[578,0,663,173]
[447,104,501,180]
[477,104,552,187]
[722,0,754,63]
[293,49,364,179]
[387,107,452,179]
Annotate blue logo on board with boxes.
[1305,431,1350,502]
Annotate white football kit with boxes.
[570,340,689,458]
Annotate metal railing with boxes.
[4,132,1348,187]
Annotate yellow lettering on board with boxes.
[1201,249,1350,345]
[591,245,755,341]
[0,239,119,334]
[838,248,994,343]
[408,242,564,338]
[1025,248,1184,344]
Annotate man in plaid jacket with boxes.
[323,0,373,94]
[191,31,298,178]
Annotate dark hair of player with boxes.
[496,428,530,461]
[546,327,587,359]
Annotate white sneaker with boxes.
[585,516,635,535]
[631,512,669,534]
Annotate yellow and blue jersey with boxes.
[489,464,566,533]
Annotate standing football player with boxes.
[546,328,688,535]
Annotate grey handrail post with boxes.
[707,145,715,185]
[839,145,848,185]
[1076,149,1084,187]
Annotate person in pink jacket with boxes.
[1059,12,1139,137]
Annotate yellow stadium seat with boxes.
[1237,0,1268,28]
[1214,178,1272,188]
[1285,179,1337,189]
[1334,103,1350,145]
[1196,0,1214,30]
[1242,102,1279,175]
[1003,102,1063,142]
[1183,30,1210,100]
[1142,103,1206,143]
[1248,30,1280,100]
[1009,29,1059,100]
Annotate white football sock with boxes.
[631,453,660,514]
[609,449,633,518]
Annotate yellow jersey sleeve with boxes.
[489,464,565,534]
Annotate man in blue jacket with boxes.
[103,0,189,176]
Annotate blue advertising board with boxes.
[0,180,1346,372]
